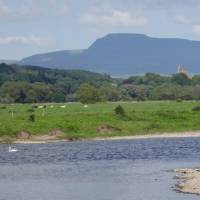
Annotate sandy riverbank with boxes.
[175,168,200,195]
[95,131,200,141]
[7,131,200,144]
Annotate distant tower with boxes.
[176,65,192,79]
[177,65,181,73]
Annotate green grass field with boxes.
[0,101,200,140]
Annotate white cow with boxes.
[84,104,88,108]
[60,105,66,108]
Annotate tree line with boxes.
[0,63,112,103]
[1,63,200,103]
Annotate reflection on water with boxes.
[0,138,200,200]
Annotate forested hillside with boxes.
[0,63,112,103]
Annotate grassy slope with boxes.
[0,101,200,139]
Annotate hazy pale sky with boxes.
[1,0,200,60]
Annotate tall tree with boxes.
[76,83,101,104]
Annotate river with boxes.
[0,137,200,200]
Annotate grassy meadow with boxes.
[0,101,200,140]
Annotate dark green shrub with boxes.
[29,114,35,122]
[76,83,101,104]
[176,99,182,103]
[192,106,200,111]
[136,96,146,102]
[27,108,35,113]
[114,105,126,116]
[0,106,6,109]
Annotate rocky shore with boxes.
[175,168,200,195]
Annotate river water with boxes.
[0,138,200,200]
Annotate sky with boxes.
[1,0,200,60]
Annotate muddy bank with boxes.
[0,131,199,144]
[175,168,200,195]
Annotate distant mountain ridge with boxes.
[20,33,200,75]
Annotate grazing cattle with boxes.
[38,106,44,109]
[60,105,66,108]
[84,105,88,108]
[50,105,54,108]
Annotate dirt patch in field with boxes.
[29,129,65,141]
[48,129,65,137]
[17,131,30,140]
